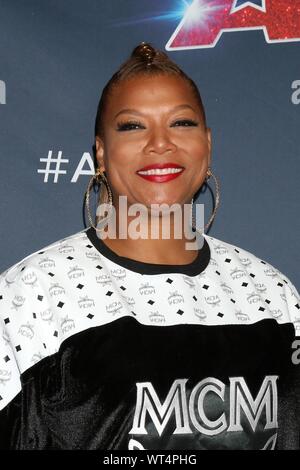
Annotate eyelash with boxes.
[116,119,198,131]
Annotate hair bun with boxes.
[131,42,156,64]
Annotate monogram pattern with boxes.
[0,228,299,410]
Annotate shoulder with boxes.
[203,233,300,334]
[0,231,90,360]
[0,228,95,409]
[0,227,94,330]
[203,233,284,275]
[0,228,89,283]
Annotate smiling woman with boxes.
[0,42,299,451]
[92,43,213,263]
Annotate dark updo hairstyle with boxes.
[94,42,207,139]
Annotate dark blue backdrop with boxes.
[0,0,299,285]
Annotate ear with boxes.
[95,136,106,172]
[206,127,212,167]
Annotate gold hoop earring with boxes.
[191,167,220,234]
[85,168,113,232]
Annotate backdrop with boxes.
[0,0,299,286]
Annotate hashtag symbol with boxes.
[37,150,69,183]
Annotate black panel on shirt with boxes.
[0,316,295,450]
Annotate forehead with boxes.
[107,74,197,114]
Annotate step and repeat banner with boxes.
[0,0,299,284]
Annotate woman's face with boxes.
[95,74,211,209]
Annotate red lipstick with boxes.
[136,162,185,183]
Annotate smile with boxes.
[136,167,184,183]
[137,168,183,175]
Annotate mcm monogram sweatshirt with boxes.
[0,226,299,450]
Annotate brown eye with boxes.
[172,119,198,127]
[116,121,145,131]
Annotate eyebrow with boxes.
[113,104,197,120]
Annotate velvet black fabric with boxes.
[0,317,297,450]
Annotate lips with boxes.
[137,162,184,172]
[136,162,185,183]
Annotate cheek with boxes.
[104,148,129,176]
[105,137,141,165]
[104,146,136,191]
[189,138,209,159]
[182,146,209,179]
[185,140,209,184]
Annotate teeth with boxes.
[138,168,183,176]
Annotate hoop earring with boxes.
[191,167,220,234]
[85,168,113,232]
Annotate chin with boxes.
[145,197,182,208]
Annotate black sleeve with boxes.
[277,361,300,450]
[0,393,22,449]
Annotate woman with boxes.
[0,42,299,450]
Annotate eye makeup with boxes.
[116,119,199,131]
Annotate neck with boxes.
[96,213,200,265]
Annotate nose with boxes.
[143,125,177,155]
